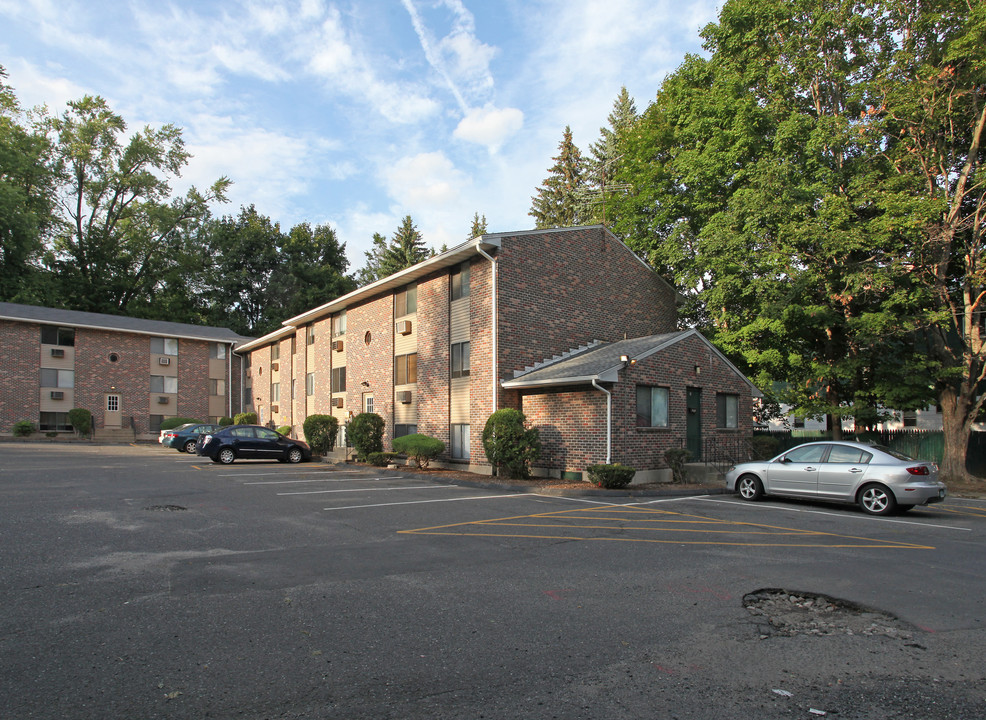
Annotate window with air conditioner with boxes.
[332,311,346,337]
[41,325,75,346]
[50,348,65,358]
[50,391,64,400]
[395,284,417,317]
[397,390,412,404]
[396,320,412,335]
[331,366,346,393]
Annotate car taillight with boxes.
[905,466,930,476]
[203,435,212,444]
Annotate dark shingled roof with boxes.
[0,302,253,345]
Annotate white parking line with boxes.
[689,496,971,532]
[279,484,452,496]
[245,478,355,485]
[323,493,535,511]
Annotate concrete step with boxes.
[93,428,136,443]
[684,462,724,484]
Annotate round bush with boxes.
[482,409,541,479]
[366,451,399,467]
[67,408,92,436]
[234,412,258,425]
[218,416,234,426]
[348,413,385,460]
[586,463,637,488]
[303,414,339,455]
[12,420,36,437]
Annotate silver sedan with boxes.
[724,441,946,515]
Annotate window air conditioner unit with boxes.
[159,357,171,365]
[397,390,412,404]
[332,340,344,352]
[157,396,170,404]
[50,348,65,358]
[246,369,252,377]
[272,362,279,371]
[50,391,64,400]
[271,405,279,413]
[332,397,344,408]
[396,320,412,335]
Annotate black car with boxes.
[196,425,311,465]
[163,423,221,454]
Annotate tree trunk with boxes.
[828,412,843,441]
[938,387,974,483]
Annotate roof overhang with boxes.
[501,366,622,390]
[233,325,297,354]
[0,310,247,346]
[282,236,502,328]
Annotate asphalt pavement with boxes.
[1,442,984,719]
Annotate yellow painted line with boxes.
[399,504,935,549]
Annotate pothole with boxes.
[143,504,187,512]
[744,589,914,639]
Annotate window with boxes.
[290,335,297,355]
[396,284,417,317]
[244,387,253,405]
[395,353,418,385]
[150,375,178,393]
[291,379,296,399]
[151,337,178,355]
[271,343,280,361]
[364,394,374,414]
[717,394,739,428]
[41,325,75,346]
[210,343,227,359]
[451,262,470,300]
[827,445,872,464]
[210,379,226,396]
[451,423,470,459]
[636,386,669,428]
[331,366,347,393]
[333,311,346,337]
[39,412,72,431]
[395,424,417,438]
[306,372,315,396]
[902,410,917,427]
[451,342,470,378]
[41,369,74,388]
[784,444,826,463]
[258,428,280,440]
[149,415,165,433]
[307,325,316,346]
[792,416,805,429]
[271,383,280,402]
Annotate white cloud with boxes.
[453,105,524,152]
[3,59,88,113]
[383,151,468,209]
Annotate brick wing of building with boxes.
[237,225,760,481]
[0,302,252,440]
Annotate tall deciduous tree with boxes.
[529,126,589,228]
[46,95,229,314]
[270,221,356,320]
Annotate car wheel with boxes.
[737,474,764,501]
[287,447,304,464]
[184,440,197,454]
[859,483,896,515]
[217,448,236,465]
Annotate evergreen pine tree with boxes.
[379,215,429,277]
[528,126,588,229]
[468,212,488,239]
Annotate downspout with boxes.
[228,343,233,418]
[591,378,612,464]
[476,245,498,413]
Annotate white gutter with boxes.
[476,245,498,413]
[228,343,233,418]
[591,379,612,464]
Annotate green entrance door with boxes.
[686,387,702,461]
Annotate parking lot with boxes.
[2,443,985,719]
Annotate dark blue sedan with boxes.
[163,423,221,454]
[196,425,311,465]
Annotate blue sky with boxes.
[0,0,719,271]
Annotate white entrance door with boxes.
[105,394,122,428]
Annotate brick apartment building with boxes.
[237,226,760,481]
[0,303,251,439]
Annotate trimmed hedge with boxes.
[303,415,339,454]
[392,433,444,468]
[348,413,385,460]
[366,451,399,467]
[218,416,234,426]
[160,417,202,431]
[67,408,92,436]
[482,409,541,479]
[276,425,293,437]
[234,412,258,425]
[586,463,637,488]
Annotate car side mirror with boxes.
[777,457,791,464]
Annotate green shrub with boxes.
[348,413,385,460]
[12,420,36,437]
[67,407,92,437]
[218,416,234,426]
[751,435,779,460]
[234,411,258,425]
[586,463,637,488]
[664,448,691,484]
[482,408,541,479]
[303,414,339,454]
[393,434,445,468]
[46,431,58,438]
[366,451,399,467]
[276,425,293,437]
[160,417,202,431]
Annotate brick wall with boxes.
[417,268,451,450]
[521,388,608,471]
[347,293,396,446]
[0,320,39,429]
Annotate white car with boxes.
[725,441,946,515]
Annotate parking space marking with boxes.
[324,493,535,511]
[940,503,986,519]
[400,502,938,548]
[279,484,451,496]
[687,496,971,532]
